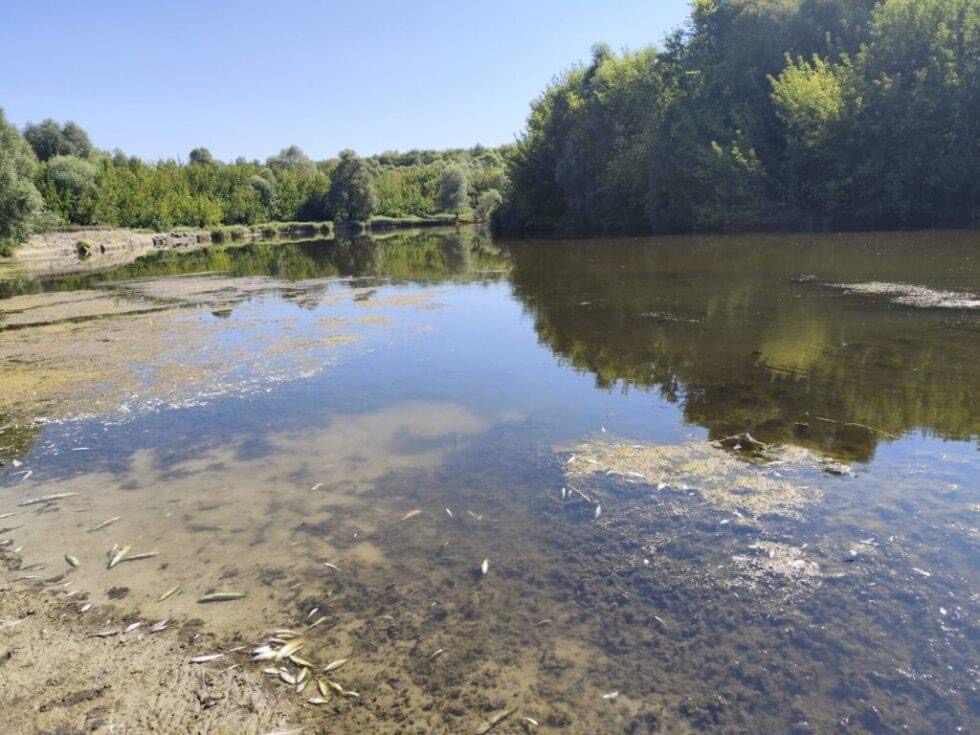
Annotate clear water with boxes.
[1,227,977,733]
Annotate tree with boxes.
[0,109,46,249]
[24,118,92,161]
[438,165,469,216]
[266,145,314,171]
[325,150,377,222]
[189,147,215,165]
[476,188,502,221]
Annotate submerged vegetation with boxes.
[0,112,509,252]
[499,0,979,234]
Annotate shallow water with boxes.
[1,227,978,733]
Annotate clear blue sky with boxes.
[0,1,691,162]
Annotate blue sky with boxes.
[0,1,691,161]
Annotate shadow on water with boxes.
[503,229,980,461]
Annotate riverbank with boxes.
[0,218,480,280]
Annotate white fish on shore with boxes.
[595,504,602,520]
[481,558,489,576]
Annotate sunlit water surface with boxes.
[1,228,977,733]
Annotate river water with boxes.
[1,227,977,733]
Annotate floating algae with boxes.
[564,439,823,520]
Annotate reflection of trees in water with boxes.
[0,228,507,301]
[506,231,980,461]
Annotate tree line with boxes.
[0,114,509,252]
[497,0,978,234]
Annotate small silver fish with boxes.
[323,658,348,672]
[197,592,247,603]
[191,653,224,663]
[445,508,454,519]
[121,551,159,562]
[595,504,603,520]
[475,708,515,734]
[159,584,181,602]
[108,544,132,569]
[65,554,80,568]
[308,697,329,705]
[18,492,79,507]
[124,621,142,633]
[481,558,489,576]
[275,639,305,661]
[150,619,170,633]
[400,509,422,521]
[90,516,121,532]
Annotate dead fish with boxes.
[400,509,422,521]
[533,618,553,627]
[602,691,620,700]
[0,512,19,520]
[80,603,92,613]
[252,645,276,662]
[481,558,489,576]
[121,551,159,562]
[595,504,603,520]
[124,621,142,633]
[289,654,315,669]
[571,487,592,503]
[275,639,305,661]
[317,679,329,697]
[308,697,329,705]
[91,628,120,638]
[323,658,348,672]
[306,607,319,620]
[307,616,327,630]
[159,584,181,602]
[445,508,454,519]
[475,708,515,734]
[323,679,345,695]
[190,653,224,664]
[108,544,132,569]
[20,470,33,482]
[90,516,121,532]
[467,511,483,521]
[279,669,298,685]
[150,619,170,633]
[198,592,247,603]
[428,648,444,660]
[64,555,81,568]
[341,690,360,699]
[522,717,540,729]
[311,483,324,491]
[912,567,932,578]
[323,562,340,572]
[560,487,567,500]
[18,492,79,507]
[295,678,310,694]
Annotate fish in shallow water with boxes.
[198,592,247,603]
[400,509,422,521]
[108,545,132,569]
[475,708,515,734]
[18,492,79,507]
[64,554,80,568]
[481,558,489,576]
[90,516,120,532]
[159,585,181,602]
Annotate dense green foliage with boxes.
[500,0,979,233]
[0,113,510,250]
[0,109,48,252]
